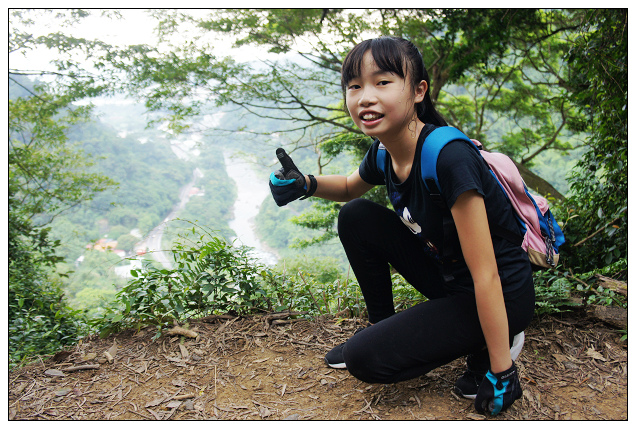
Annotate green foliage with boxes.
[560,9,627,272]
[260,264,426,319]
[532,256,627,316]
[8,76,114,367]
[63,250,127,313]
[259,267,365,318]
[290,200,342,248]
[279,256,344,285]
[95,225,267,338]
[9,77,116,221]
[9,206,90,368]
[573,258,627,308]
[532,270,581,316]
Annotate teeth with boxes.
[362,113,382,121]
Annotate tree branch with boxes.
[573,217,622,247]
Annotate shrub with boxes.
[95,225,267,338]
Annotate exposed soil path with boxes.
[9,311,627,421]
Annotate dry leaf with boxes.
[107,342,118,358]
[172,378,187,387]
[586,348,607,361]
[466,413,486,420]
[145,397,165,408]
[552,353,569,362]
[283,414,300,420]
[81,352,97,362]
[44,369,65,377]
[55,388,72,396]
[165,355,182,363]
[179,344,189,358]
[146,408,162,420]
[259,406,273,418]
[52,350,72,363]
[165,400,182,409]
[165,326,198,338]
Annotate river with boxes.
[224,151,279,266]
[115,152,277,277]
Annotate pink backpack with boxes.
[470,139,565,268]
[377,126,565,269]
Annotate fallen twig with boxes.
[200,314,236,323]
[165,326,198,338]
[65,364,100,372]
[174,393,195,401]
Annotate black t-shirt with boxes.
[358,124,532,296]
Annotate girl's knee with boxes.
[338,198,385,237]
[338,199,370,240]
[338,198,368,224]
[343,336,394,384]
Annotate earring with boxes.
[408,113,417,139]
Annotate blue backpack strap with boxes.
[376,143,387,175]
[420,127,475,200]
[376,126,475,196]
[420,127,477,283]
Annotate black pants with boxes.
[337,199,535,384]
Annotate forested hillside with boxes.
[9,8,626,400]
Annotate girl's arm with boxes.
[306,169,374,202]
[451,189,512,374]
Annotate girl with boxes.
[269,36,534,416]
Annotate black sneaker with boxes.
[453,332,525,399]
[324,326,368,369]
[453,369,484,399]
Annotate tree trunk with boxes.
[586,305,627,329]
[595,274,627,297]
[514,160,565,201]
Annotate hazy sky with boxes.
[9,9,289,73]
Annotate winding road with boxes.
[117,152,278,278]
[133,168,203,270]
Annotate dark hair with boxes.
[341,36,447,127]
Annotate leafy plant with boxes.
[562,9,627,272]
[572,258,627,309]
[95,224,267,338]
[259,267,364,318]
[9,193,91,368]
[532,270,581,315]
[259,264,427,319]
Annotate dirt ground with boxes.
[8,309,627,421]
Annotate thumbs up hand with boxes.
[269,148,310,206]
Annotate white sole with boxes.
[327,362,347,369]
[510,331,525,361]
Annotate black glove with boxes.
[475,362,522,416]
[269,148,316,206]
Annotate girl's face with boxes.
[345,50,426,143]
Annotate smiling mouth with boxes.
[360,112,384,122]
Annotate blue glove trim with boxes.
[270,171,296,187]
[485,370,507,415]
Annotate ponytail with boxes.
[418,90,447,127]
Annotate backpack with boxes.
[376,126,565,270]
